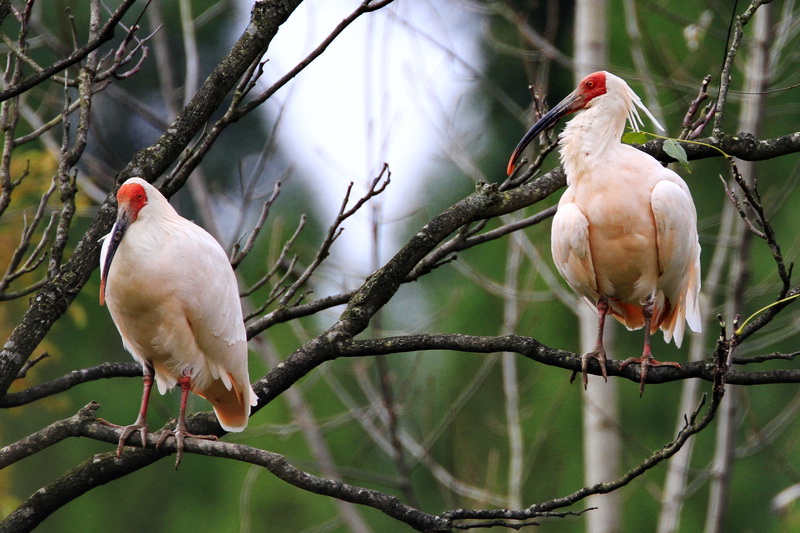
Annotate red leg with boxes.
[620,296,682,395]
[156,369,218,469]
[570,298,609,389]
[100,362,154,457]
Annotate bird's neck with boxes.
[558,106,627,183]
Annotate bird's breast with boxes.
[567,179,660,303]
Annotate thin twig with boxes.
[680,74,713,140]
[230,180,281,268]
[279,165,391,308]
[1,362,142,407]
[0,0,139,102]
[713,0,771,137]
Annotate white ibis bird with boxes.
[100,177,256,466]
[507,71,701,394]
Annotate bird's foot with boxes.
[620,355,681,396]
[569,347,608,390]
[156,426,218,469]
[98,418,149,458]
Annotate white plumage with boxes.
[509,72,701,391]
[100,177,256,463]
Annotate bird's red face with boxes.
[507,71,608,175]
[117,182,148,222]
[572,72,608,108]
[100,181,150,305]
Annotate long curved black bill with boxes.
[506,91,582,175]
[99,211,131,306]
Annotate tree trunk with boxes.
[574,2,619,533]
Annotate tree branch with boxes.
[0,0,138,102]
[0,362,142,407]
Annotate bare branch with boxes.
[0,183,58,299]
[732,351,800,365]
[161,0,399,196]
[680,74,713,140]
[13,351,49,379]
[278,165,391,308]
[713,0,772,136]
[1,362,142,407]
[0,0,139,102]
[230,180,281,268]
[0,402,101,468]
[240,216,305,301]
[444,390,720,526]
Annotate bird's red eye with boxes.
[586,80,594,88]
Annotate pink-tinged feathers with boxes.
[514,72,700,344]
[545,73,701,343]
[195,372,252,431]
[100,177,256,432]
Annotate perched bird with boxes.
[507,71,701,393]
[100,177,256,466]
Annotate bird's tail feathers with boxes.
[609,292,699,349]
[608,301,645,331]
[195,374,256,432]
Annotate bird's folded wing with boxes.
[651,179,702,336]
[168,228,251,391]
[551,201,598,304]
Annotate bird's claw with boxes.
[98,418,149,458]
[620,355,681,396]
[570,347,608,390]
[156,427,218,469]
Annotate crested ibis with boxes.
[507,71,701,394]
[100,177,256,466]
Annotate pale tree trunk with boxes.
[705,5,772,533]
[574,2,619,533]
[502,227,525,510]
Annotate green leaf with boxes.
[622,131,647,145]
[663,138,691,172]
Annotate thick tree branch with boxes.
[247,129,800,340]
[333,333,800,386]
[9,329,800,413]
[639,131,800,163]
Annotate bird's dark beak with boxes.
[99,208,132,306]
[507,91,583,175]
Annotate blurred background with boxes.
[2,0,800,531]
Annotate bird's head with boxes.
[506,72,607,175]
[506,71,661,175]
[99,178,151,305]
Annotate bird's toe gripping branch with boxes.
[570,348,609,390]
[620,355,682,396]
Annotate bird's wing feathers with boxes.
[174,227,248,361]
[551,200,599,305]
[180,230,247,345]
[651,179,702,344]
[163,224,256,427]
